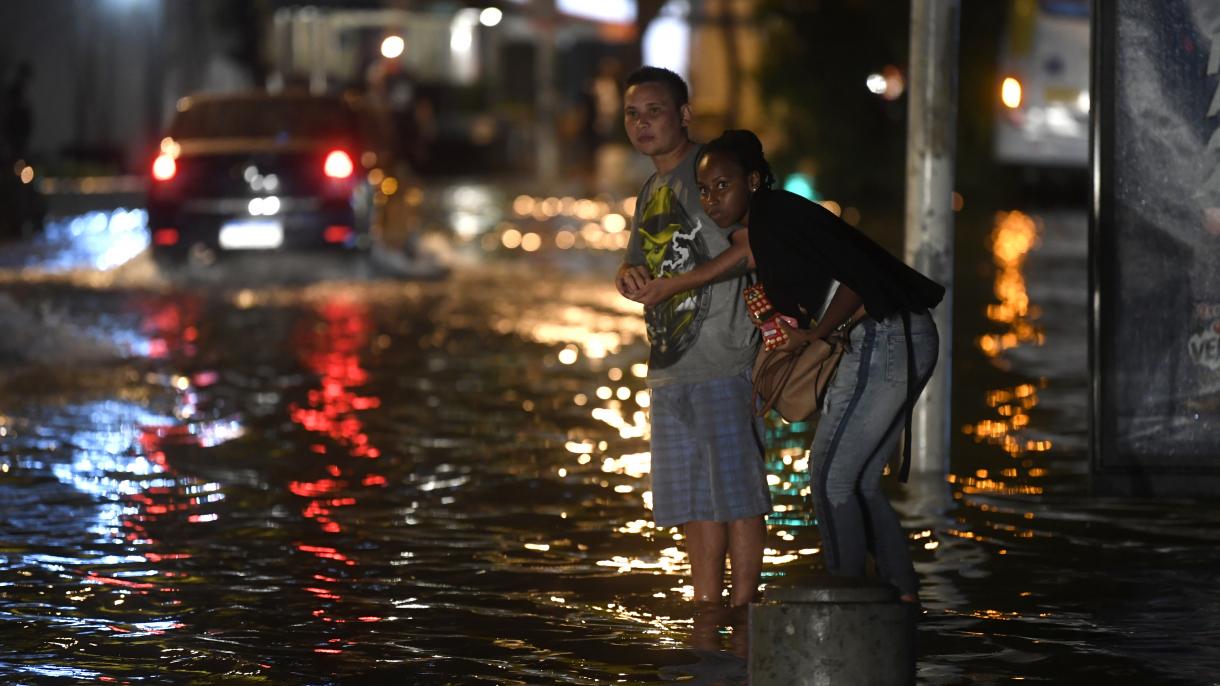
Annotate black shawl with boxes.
[748,188,944,323]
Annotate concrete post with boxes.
[903,0,960,475]
[750,579,916,685]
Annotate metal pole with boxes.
[903,0,959,475]
[306,9,328,95]
[533,0,560,183]
[145,0,164,155]
[269,9,288,92]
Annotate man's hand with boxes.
[632,276,684,308]
[616,264,651,300]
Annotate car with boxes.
[147,91,402,265]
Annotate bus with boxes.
[994,0,1090,168]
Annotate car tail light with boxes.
[152,154,177,181]
[324,225,354,243]
[153,228,180,246]
[324,150,354,179]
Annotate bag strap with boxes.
[898,309,916,483]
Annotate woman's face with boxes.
[696,151,759,228]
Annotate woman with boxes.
[689,129,942,603]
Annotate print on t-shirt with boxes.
[638,184,711,369]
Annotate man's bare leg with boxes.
[684,520,728,603]
[727,515,766,607]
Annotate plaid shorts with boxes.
[649,370,771,527]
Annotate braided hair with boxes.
[698,129,776,190]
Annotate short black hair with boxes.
[699,129,776,190]
[624,66,689,109]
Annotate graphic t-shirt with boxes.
[625,145,759,387]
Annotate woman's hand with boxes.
[774,316,814,352]
[632,276,684,307]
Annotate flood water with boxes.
[0,190,1218,685]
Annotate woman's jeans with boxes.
[809,310,939,596]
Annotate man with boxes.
[614,66,769,609]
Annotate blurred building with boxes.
[0,0,775,185]
[0,1,255,175]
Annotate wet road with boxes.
[1,189,1218,684]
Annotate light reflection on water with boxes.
[19,208,149,273]
[0,198,1218,682]
[956,210,1056,510]
[919,208,1220,683]
[977,210,1045,360]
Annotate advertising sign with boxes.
[1092,0,1220,492]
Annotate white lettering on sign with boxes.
[1210,32,1220,116]
[1209,125,1220,151]
[1188,320,1220,371]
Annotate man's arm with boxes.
[632,229,753,307]
[617,190,652,301]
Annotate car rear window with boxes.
[170,98,356,140]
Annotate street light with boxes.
[479,7,503,27]
[866,73,887,95]
[381,35,405,59]
[557,0,635,23]
[867,66,905,100]
[642,10,689,81]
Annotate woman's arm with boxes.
[775,283,864,350]
[808,283,864,340]
[632,229,754,307]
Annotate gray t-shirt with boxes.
[625,145,759,387]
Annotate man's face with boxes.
[623,82,690,158]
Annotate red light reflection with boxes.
[287,299,389,636]
[141,296,203,359]
[288,299,386,540]
[289,300,383,459]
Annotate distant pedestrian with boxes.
[614,67,769,610]
[689,129,944,604]
[0,61,39,240]
[590,57,622,143]
[2,61,34,161]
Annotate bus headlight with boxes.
[1001,77,1023,109]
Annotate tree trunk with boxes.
[717,0,742,129]
[630,0,669,68]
